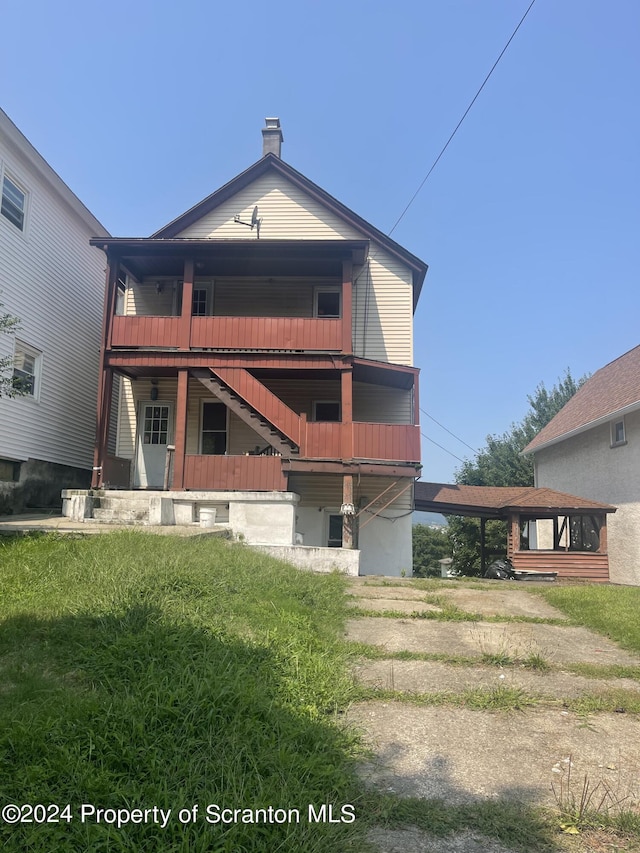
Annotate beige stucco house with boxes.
[523,345,640,585]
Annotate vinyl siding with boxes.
[176,172,414,365]
[125,281,178,316]
[353,382,413,424]
[0,131,107,470]
[288,474,413,511]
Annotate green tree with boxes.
[449,369,587,574]
[413,524,451,577]
[0,301,22,397]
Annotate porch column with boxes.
[341,368,353,461]
[507,513,519,561]
[92,256,119,488]
[172,369,189,489]
[598,515,608,554]
[342,474,355,549]
[179,259,194,351]
[342,259,353,355]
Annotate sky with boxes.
[2,0,639,486]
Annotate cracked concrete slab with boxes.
[348,598,441,614]
[346,618,640,667]
[433,587,567,620]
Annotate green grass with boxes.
[0,532,364,852]
[538,584,640,654]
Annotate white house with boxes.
[0,109,109,512]
[523,344,640,585]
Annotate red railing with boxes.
[111,316,181,348]
[183,455,287,491]
[192,317,342,351]
[302,422,343,458]
[353,423,421,463]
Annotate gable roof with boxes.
[523,345,640,455]
[414,481,615,517]
[151,153,428,309]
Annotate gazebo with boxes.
[414,482,616,582]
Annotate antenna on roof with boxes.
[234,206,262,239]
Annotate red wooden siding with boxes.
[191,317,342,351]
[511,550,609,582]
[102,455,131,488]
[183,455,287,491]
[112,316,181,348]
[302,423,343,458]
[213,367,301,446]
[353,423,421,463]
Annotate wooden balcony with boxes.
[183,455,287,491]
[110,315,343,352]
[353,423,421,463]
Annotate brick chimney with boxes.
[262,117,283,158]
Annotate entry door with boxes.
[134,402,173,489]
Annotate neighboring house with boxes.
[77,119,427,575]
[523,344,640,585]
[0,109,109,513]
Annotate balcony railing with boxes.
[183,454,287,491]
[111,315,343,352]
[299,422,420,463]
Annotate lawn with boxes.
[0,532,363,852]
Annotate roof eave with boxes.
[523,399,640,456]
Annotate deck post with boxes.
[341,368,353,460]
[172,369,189,489]
[342,259,353,355]
[342,474,354,549]
[180,259,194,351]
[92,256,119,488]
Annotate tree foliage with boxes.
[413,524,451,577]
[0,302,21,398]
[449,369,588,575]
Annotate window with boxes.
[327,513,343,548]
[192,281,214,316]
[312,400,341,422]
[12,341,41,398]
[314,288,341,318]
[142,405,170,445]
[201,402,227,454]
[611,419,626,447]
[1,173,26,231]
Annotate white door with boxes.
[134,402,173,489]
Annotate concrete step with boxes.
[92,508,149,524]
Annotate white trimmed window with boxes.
[314,287,341,318]
[1,172,27,231]
[611,418,626,447]
[13,341,42,398]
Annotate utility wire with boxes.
[421,431,467,464]
[420,408,478,453]
[388,0,537,236]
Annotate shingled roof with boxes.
[523,345,640,454]
[414,482,615,517]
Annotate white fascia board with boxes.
[522,399,640,456]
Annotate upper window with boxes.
[1,173,27,231]
[201,402,227,454]
[611,419,626,447]
[314,288,341,318]
[313,400,341,422]
[192,281,214,316]
[13,341,42,398]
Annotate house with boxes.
[65,119,427,575]
[523,344,640,585]
[0,109,109,513]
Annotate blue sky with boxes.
[3,0,639,484]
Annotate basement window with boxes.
[611,419,626,447]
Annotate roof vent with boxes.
[262,117,283,158]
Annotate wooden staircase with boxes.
[192,368,300,458]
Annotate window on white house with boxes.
[327,513,343,548]
[312,400,341,422]
[314,288,341,318]
[611,419,626,447]
[12,341,41,398]
[1,173,27,231]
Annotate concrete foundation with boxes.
[1,459,90,515]
[254,544,360,575]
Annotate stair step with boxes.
[96,498,150,511]
[93,508,149,524]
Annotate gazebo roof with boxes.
[414,482,616,518]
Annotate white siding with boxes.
[0,126,107,470]
[177,172,414,365]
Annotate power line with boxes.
[420,408,478,453]
[388,0,537,236]
[421,431,467,464]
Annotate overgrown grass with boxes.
[0,532,364,852]
[537,585,640,654]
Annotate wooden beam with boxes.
[342,258,353,355]
[341,368,353,461]
[180,259,194,351]
[342,474,354,549]
[172,369,189,489]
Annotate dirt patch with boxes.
[366,827,521,853]
[354,658,640,699]
[347,702,640,807]
[346,618,640,667]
